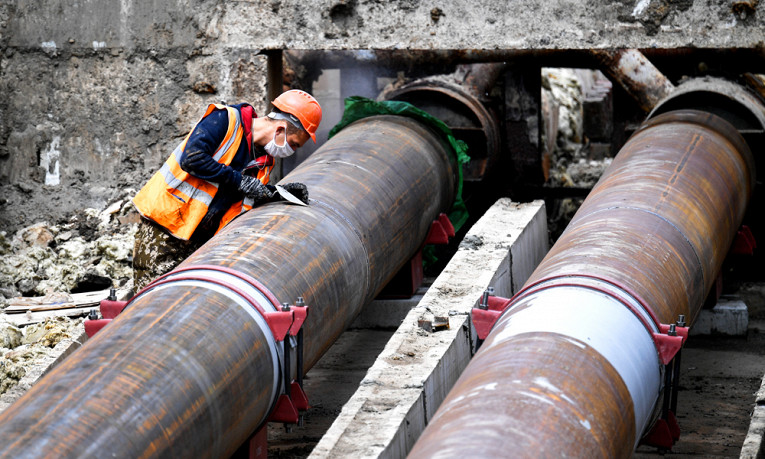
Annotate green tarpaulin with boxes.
[328,96,471,233]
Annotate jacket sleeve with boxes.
[178,109,243,186]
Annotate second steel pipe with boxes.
[410,110,755,458]
[0,115,456,458]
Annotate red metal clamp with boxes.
[471,288,512,341]
[641,315,688,451]
[425,213,456,245]
[84,288,129,338]
[641,411,680,450]
[268,298,310,425]
[653,323,688,365]
[730,224,756,255]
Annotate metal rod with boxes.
[662,364,672,420]
[0,115,456,458]
[409,109,755,458]
[671,351,682,415]
[592,48,675,112]
[283,336,291,397]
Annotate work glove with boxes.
[238,176,274,203]
[278,182,309,205]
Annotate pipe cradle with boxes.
[0,115,456,458]
[409,110,755,458]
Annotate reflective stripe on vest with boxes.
[256,164,273,185]
[250,155,275,185]
[132,104,245,240]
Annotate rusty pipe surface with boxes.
[0,115,455,458]
[409,109,755,458]
[592,48,675,112]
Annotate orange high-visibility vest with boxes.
[216,155,276,232]
[133,104,247,241]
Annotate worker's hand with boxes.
[238,176,274,202]
[280,182,309,205]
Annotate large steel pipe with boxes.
[410,109,755,458]
[0,115,455,458]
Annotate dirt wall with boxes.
[0,1,269,234]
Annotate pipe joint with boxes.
[505,274,689,365]
[133,264,310,416]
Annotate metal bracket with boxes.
[471,288,513,341]
[267,299,311,430]
[84,289,129,338]
[425,213,455,245]
[640,316,688,451]
[640,412,680,451]
[653,323,688,365]
[730,224,757,255]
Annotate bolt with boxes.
[284,424,292,433]
[282,302,291,312]
[677,314,686,328]
[296,296,305,307]
[479,287,494,310]
[668,324,677,336]
[108,287,117,301]
[88,309,99,321]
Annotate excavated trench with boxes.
[2,62,765,457]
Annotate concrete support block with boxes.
[310,198,548,458]
[690,298,749,336]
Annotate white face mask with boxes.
[264,130,295,158]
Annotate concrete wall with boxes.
[0,1,269,233]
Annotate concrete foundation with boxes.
[310,198,548,458]
[691,298,749,337]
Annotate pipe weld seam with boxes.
[310,199,372,295]
[489,286,662,444]
[583,205,705,286]
[135,267,285,417]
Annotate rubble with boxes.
[0,197,138,304]
[542,67,614,189]
[0,195,137,407]
[0,316,84,398]
[541,68,615,241]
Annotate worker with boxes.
[131,89,322,292]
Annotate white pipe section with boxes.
[487,285,662,448]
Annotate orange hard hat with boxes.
[272,90,322,142]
